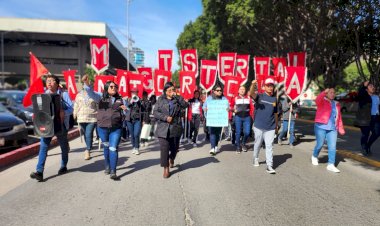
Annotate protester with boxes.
[278,95,299,148]
[30,74,73,182]
[73,76,98,160]
[82,75,126,180]
[187,90,203,147]
[125,88,143,155]
[203,84,229,155]
[354,81,379,156]
[154,82,188,178]
[311,88,345,173]
[231,86,254,153]
[249,78,278,174]
[140,91,152,147]
[149,95,157,139]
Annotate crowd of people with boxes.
[29,74,379,182]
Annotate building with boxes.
[0,17,136,88]
[130,47,144,67]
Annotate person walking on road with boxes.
[154,82,188,178]
[231,86,254,153]
[30,74,73,182]
[82,75,127,180]
[354,81,380,156]
[187,90,203,147]
[73,76,98,160]
[203,84,229,155]
[278,95,299,148]
[250,77,278,174]
[140,91,152,147]
[311,88,345,173]
[125,88,143,155]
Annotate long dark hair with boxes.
[102,80,121,99]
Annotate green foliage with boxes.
[172,69,180,88]
[84,66,96,83]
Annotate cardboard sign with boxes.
[153,69,172,96]
[272,57,287,84]
[218,52,237,84]
[90,38,109,74]
[179,71,196,99]
[63,70,78,100]
[205,99,229,127]
[284,66,307,102]
[180,49,198,77]
[158,50,173,71]
[200,60,218,92]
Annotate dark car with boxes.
[0,102,28,150]
[0,90,34,130]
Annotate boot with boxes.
[163,167,170,178]
[169,159,174,168]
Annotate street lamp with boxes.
[127,0,132,71]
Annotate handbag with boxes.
[140,123,152,139]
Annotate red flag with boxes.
[179,71,196,99]
[254,57,271,77]
[153,70,172,96]
[137,67,154,96]
[128,73,145,98]
[284,67,307,102]
[90,38,109,74]
[22,53,49,107]
[224,76,241,98]
[115,69,129,97]
[235,54,250,85]
[200,60,217,92]
[218,52,237,84]
[287,52,306,67]
[63,70,78,100]
[158,50,173,71]
[272,57,287,84]
[94,75,115,93]
[180,49,198,77]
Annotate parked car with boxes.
[0,102,28,150]
[335,91,358,113]
[0,90,34,131]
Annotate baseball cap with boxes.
[264,77,275,85]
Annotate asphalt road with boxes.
[0,127,379,226]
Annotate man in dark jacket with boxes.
[278,95,299,148]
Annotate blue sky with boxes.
[0,0,203,70]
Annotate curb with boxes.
[297,118,380,168]
[0,129,80,170]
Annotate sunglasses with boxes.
[109,85,118,89]
[214,89,222,92]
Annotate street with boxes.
[0,123,379,226]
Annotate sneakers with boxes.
[58,167,68,175]
[311,156,319,166]
[253,158,259,167]
[242,144,248,152]
[209,148,216,155]
[278,139,282,145]
[84,150,91,160]
[30,171,43,182]
[236,147,241,154]
[110,171,118,180]
[193,142,197,147]
[141,142,146,147]
[266,166,276,174]
[326,164,340,173]
[132,148,140,155]
[132,148,136,154]
[104,167,110,175]
[214,146,219,153]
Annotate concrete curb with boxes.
[0,129,80,170]
[297,118,379,168]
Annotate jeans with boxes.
[36,127,69,173]
[126,120,142,149]
[278,120,295,145]
[98,127,122,172]
[313,125,337,165]
[79,122,96,151]
[210,127,223,149]
[253,127,275,167]
[234,116,251,147]
[360,115,380,150]
[189,114,201,142]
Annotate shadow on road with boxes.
[170,156,220,176]
[117,158,160,179]
[273,153,292,169]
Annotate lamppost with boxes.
[127,0,132,71]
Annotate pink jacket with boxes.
[314,91,345,135]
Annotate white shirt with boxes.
[191,100,201,114]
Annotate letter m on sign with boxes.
[90,38,109,74]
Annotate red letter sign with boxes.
[180,49,198,77]
[287,52,306,67]
[90,38,109,74]
[153,70,172,96]
[272,57,287,84]
[200,60,217,93]
[137,67,154,96]
[179,71,196,99]
[94,75,114,93]
[63,70,78,100]
[236,54,250,85]
[285,66,307,102]
[218,52,237,84]
[254,57,271,77]
[128,73,145,98]
[115,69,129,97]
[224,76,241,98]
[158,50,173,71]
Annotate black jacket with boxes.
[354,86,372,127]
[154,95,189,138]
[97,97,125,128]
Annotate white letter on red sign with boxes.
[184,53,196,71]
[119,76,127,93]
[182,76,192,94]
[202,64,216,84]
[286,72,301,94]
[221,57,234,76]
[160,54,171,71]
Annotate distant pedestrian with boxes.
[140,91,152,147]
[311,88,345,173]
[249,78,278,174]
[30,74,73,182]
[125,88,143,155]
[354,81,380,156]
[278,95,299,148]
[82,75,127,180]
[187,90,203,147]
